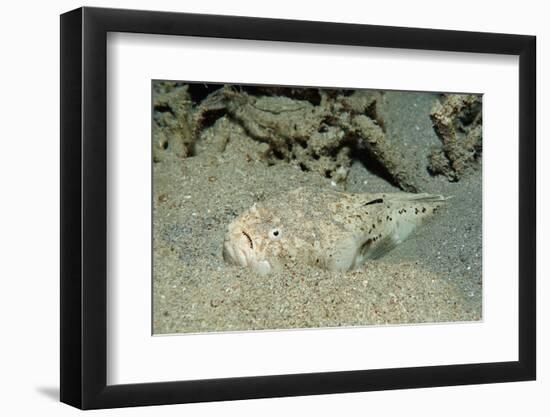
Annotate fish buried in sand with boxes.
[223,187,449,275]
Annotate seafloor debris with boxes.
[222,87,418,191]
[334,92,418,192]
[153,83,419,191]
[152,83,195,162]
[224,89,352,181]
[428,94,482,181]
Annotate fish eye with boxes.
[268,228,282,240]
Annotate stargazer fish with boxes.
[222,187,448,275]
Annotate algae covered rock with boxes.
[428,94,482,181]
[223,88,418,190]
[152,83,195,162]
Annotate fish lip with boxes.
[223,230,255,267]
[241,229,254,249]
[223,229,273,274]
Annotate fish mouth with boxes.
[222,229,272,275]
[241,229,254,250]
[222,229,255,267]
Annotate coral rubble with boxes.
[428,94,482,181]
[152,83,479,192]
[152,83,195,162]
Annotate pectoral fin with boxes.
[361,234,400,260]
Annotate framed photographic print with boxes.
[60,6,536,409]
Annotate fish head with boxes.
[222,203,285,275]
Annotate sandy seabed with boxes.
[152,85,482,334]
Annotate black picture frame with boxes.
[60,6,536,410]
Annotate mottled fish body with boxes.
[223,187,447,275]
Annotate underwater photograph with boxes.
[152,81,482,335]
